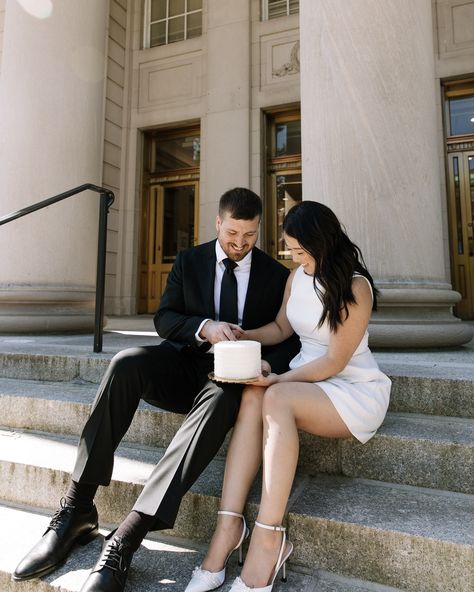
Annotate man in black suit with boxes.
[14,187,298,592]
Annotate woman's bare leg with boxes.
[239,382,351,588]
[200,385,265,571]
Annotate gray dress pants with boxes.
[72,342,243,530]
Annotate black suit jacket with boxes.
[154,240,299,373]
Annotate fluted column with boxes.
[0,0,108,332]
[199,0,251,239]
[300,0,473,346]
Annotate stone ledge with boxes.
[0,393,472,493]
[0,502,403,592]
[288,476,474,592]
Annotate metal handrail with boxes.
[0,183,115,352]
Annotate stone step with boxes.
[0,504,403,592]
[0,350,473,418]
[0,381,473,493]
[0,431,471,591]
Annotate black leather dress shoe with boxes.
[13,498,99,581]
[80,532,136,592]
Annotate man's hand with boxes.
[199,320,244,344]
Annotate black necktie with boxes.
[219,258,238,324]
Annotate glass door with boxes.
[447,151,474,319]
[265,108,301,265]
[139,181,198,313]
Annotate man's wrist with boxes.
[195,319,211,343]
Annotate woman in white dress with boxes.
[185,201,391,592]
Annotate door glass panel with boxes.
[275,120,301,156]
[162,186,195,262]
[449,95,474,136]
[152,134,200,172]
[468,155,474,257]
[453,157,464,255]
[276,174,302,260]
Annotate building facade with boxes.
[0,0,473,347]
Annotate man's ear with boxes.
[215,215,221,232]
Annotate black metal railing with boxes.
[0,183,115,352]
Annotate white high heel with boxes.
[228,521,293,592]
[185,510,249,592]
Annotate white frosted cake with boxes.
[214,340,261,381]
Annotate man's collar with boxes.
[215,240,252,267]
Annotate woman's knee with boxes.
[238,386,265,417]
[262,383,292,415]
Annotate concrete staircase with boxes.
[0,329,472,591]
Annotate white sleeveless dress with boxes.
[286,265,391,443]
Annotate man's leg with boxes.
[134,378,244,527]
[80,372,244,592]
[13,342,199,582]
[72,342,198,485]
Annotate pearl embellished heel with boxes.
[185,511,249,592]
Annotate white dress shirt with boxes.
[195,240,252,344]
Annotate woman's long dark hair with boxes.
[283,201,378,332]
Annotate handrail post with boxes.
[94,192,112,353]
[0,183,115,353]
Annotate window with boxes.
[144,0,202,48]
[262,0,299,20]
[265,109,302,264]
[448,95,474,137]
[445,79,474,140]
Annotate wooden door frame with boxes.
[446,150,474,318]
[139,179,199,313]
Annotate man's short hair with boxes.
[219,187,262,220]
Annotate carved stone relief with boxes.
[272,40,300,78]
[260,30,300,88]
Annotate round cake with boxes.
[214,340,261,381]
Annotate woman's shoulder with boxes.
[352,274,373,303]
[287,267,300,289]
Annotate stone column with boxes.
[0,0,108,332]
[199,0,251,240]
[300,0,473,346]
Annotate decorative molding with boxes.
[260,29,300,88]
[138,54,202,111]
[272,40,300,77]
[447,140,474,151]
[437,0,474,58]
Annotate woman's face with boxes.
[284,233,316,274]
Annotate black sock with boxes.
[115,511,155,550]
[65,480,98,513]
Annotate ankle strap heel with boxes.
[185,511,249,592]
[218,511,249,565]
[235,520,292,591]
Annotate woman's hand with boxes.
[251,371,279,387]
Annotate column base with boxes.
[369,286,473,348]
[0,286,96,333]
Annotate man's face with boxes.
[216,211,260,262]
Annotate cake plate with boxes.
[208,372,259,384]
